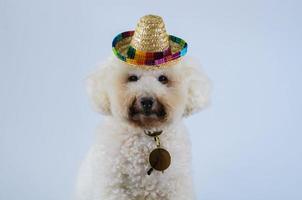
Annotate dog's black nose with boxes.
[140,97,154,110]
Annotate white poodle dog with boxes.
[75,56,210,200]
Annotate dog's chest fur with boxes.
[107,132,177,200]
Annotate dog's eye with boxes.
[128,75,138,82]
[158,75,168,84]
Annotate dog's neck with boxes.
[104,115,183,137]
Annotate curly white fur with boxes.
[76,56,210,200]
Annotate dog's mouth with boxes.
[128,97,167,127]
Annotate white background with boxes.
[1,0,301,199]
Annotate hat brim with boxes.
[112,31,187,68]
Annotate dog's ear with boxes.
[183,58,211,117]
[86,61,111,115]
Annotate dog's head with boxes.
[86,57,210,129]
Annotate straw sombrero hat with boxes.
[112,15,187,68]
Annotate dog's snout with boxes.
[140,97,154,110]
[129,95,166,121]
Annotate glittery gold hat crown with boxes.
[131,15,170,52]
[112,15,188,68]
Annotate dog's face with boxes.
[111,65,186,128]
[87,57,210,129]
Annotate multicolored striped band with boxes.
[112,31,188,66]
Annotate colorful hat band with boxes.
[112,31,188,66]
